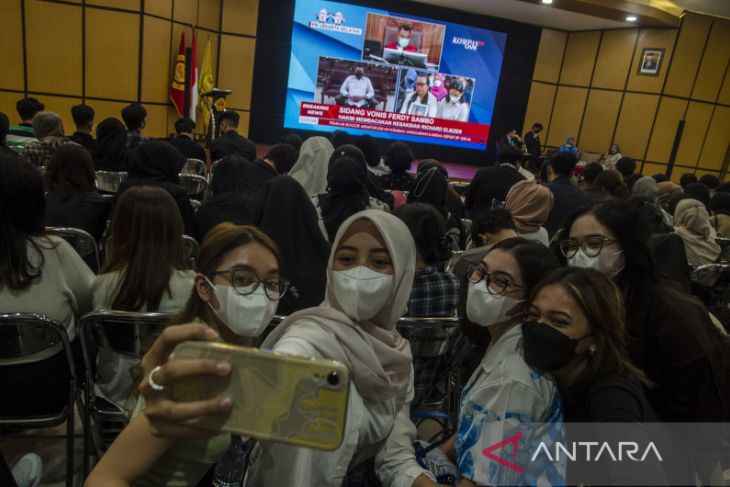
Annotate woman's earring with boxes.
[588,344,597,355]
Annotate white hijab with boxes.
[263,210,415,404]
[288,136,334,197]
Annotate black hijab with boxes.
[95,118,130,171]
[0,112,9,146]
[330,144,393,208]
[711,192,730,217]
[407,166,448,208]
[127,141,186,185]
[319,156,370,242]
[255,176,330,314]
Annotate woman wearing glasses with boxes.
[87,223,289,486]
[446,238,563,487]
[560,200,729,481]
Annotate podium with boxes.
[201,88,233,141]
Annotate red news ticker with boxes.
[299,102,490,144]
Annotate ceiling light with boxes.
[626,15,638,21]
[541,0,553,4]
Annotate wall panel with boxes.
[88,99,128,127]
[592,29,638,90]
[145,0,172,18]
[0,92,21,124]
[26,1,82,96]
[613,93,659,159]
[645,97,687,163]
[218,35,256,110]
[692,20,730,102]
[698,106,730,170]
[521,82,556,136]
[675,101,713,167]
[559,31,600,87]
[87,0,139,10]
[664,13,712,98]
[144,104,170,138]
[86,8,139,101]
[719,70,730,105]
[141,16,173,104]
[578,89,622,153]
[173,0,198,24]
[545,86,588,148]
[221,0,258,36]
[626,29,677,94]
[532,29,567,84]
[0,0,24,91]
[640,162,667,176]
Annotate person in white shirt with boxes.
[400,74,438,117]
[339,67,375,108]
[436,79,469,122]
[438,238,566,486]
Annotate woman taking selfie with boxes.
[114,210,436,486]
[86,223,287,486]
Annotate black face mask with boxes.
[355,72,363,79]
[521,320,589,372]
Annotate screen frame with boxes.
[250,0,542,167]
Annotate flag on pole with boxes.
[170,32,186,117]
[198,37,214,129]
[188,28,198,122]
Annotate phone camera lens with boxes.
[326,371,339,386]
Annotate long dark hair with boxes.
[0,157,49,290]
[175,223,280,324]
[394,203,451,265]
[46,144,96,192]
[562,199,657,318]
[528,267,650,389]
[489,237,561,296]
[104,186,184,311]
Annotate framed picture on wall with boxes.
[638,48,664,76]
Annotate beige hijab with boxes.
[674,198,720,267]
[288,136,334,197]
[262,209,415,404]
[504,179,554,233]
[657,181,682,209]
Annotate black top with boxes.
[70,132,99,157]
[464,164,525,216]
[523,131,540,157]
[95,119,130,172]
[649,233,692,293]
[624,173,642,193]
[194,193,255,241]
[564,375,658,422]
[377,172,414,192]
[545,176,591,236]
[44,190,111,241]
[210,130,256,162]
[250,159,278,192]
[117,142,195,235]
[167,135,206,161]
[255,176,330,315]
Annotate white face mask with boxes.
[450,95,461,105]
[206,279,277,337]
[434,80,442,87]
[568,248,625,277]
[398,37,410,48]
[332,266,393,321]
[466,280,524,327]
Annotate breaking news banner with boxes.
[416,422,730,486]
[299,102,490,145]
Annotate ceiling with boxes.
[404,0,729,31]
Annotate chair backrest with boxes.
[47,227,101,272]
[0,313,75,370]
[79,310,170,369]
[396,317,461,358]
[445,250,464,273]
[324,69,352,91]
[182,234,199,270]
[181,158,207,177]
[178,174,208,198]
[95,171,128,193]
[691,263,730,288]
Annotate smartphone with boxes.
[171,341,350,451]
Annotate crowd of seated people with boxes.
[1,98,730,487]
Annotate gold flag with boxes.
[198,38,214,128]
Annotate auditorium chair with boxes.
[79,310,170,475]
[0,313,79,487]
[47,226,101,273]
[178,174,208,200]
[182,234,199,270]
[181,158,207,177]
[95,171,127,193]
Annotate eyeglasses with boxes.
[560,236,617,259]
[466,261,522,296]
[209,267,290,301]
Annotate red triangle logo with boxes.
[481,431,524,474]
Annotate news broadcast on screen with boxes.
[284,0,507,150]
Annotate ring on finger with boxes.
[147,365,166,392]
